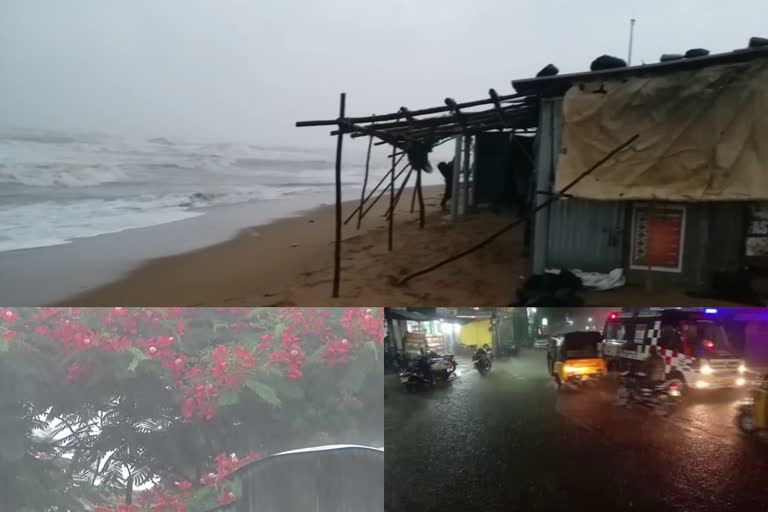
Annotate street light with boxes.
[542,318,548,326]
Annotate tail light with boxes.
[669,383,679,391]
[609,313,618,320]
[703,339,715,349]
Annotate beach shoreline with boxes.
[3,181,751,307]
[62,184,524,306]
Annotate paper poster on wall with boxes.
[630,204,686,272]
[746,204,768,256]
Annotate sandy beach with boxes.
[62,186,521,306]
[55,183,748,308]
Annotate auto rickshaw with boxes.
[736,374,768,433]
[550,331,606,389]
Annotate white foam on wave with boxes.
[0,198,205,252]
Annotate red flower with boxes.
[322,338,351,366]
[234,347,256,369]
[181,397,196,419]
[217,491,235,505]
[285,363,303,380]
[257,334,272,351]
[1,309,17,324]
[174,480,192,491]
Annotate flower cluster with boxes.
[0,307,383,420]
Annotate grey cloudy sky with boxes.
[0,0,764,147]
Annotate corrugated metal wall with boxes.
[234,446,383,512]
[547,199,626,271]
[531,98,627,273]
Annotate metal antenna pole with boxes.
[628,18,636,65]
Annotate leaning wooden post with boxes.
[332,92,346,298]
[388,144,396,251]
[357,119,375,230]
[416,168,425,229]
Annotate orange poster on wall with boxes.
[630,205,686,272]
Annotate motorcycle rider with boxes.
[639,345,666,389]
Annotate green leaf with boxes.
[217,389,240,407]
[127,346,146,372]
[365,340,379,360]
[273,322,286,341]
[245,380,281,406]
[270,379,305,401]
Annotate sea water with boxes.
[0,128,371,253]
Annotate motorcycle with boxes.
[615,372,682,416]
[472,347,493,375]
[399,353,456,392]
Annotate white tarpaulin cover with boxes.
[555,59,768,201]
[545,268,626,291]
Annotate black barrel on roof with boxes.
[536,64,559,77]
[590,55,627,71]
[685,48,710,58]
[660,54,684,62]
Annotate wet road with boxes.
[384,350,768,512]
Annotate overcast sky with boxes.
[0,0,764,148]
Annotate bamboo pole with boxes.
[343,152,406,225]
[388,145,395,251]
[358,164,411,223]
[398,134,639,285]
[384,167,414,219]
[354,105,534,139]
[336,102,529,136]
[357,123,375,230]
[332,92,346,298]
[296,92,525,127]
[416,169,425,229]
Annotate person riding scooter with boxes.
[630,345,665,391]
[644,346,666,385]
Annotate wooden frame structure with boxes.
[295,89,539,297]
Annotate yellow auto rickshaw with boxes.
[550,331,606,389]
[737,374,768,433]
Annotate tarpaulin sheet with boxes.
[555,59,768,200]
